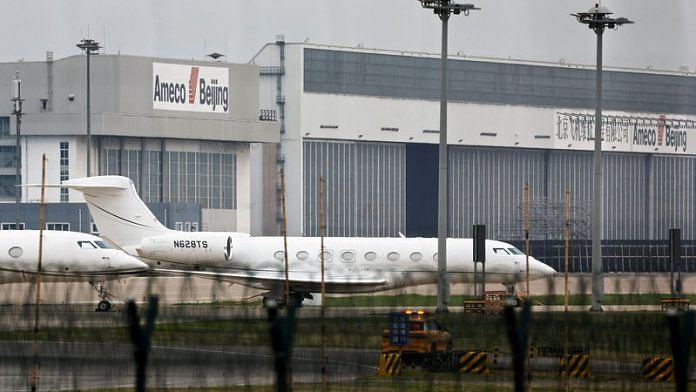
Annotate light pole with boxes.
[11,74,23,228]
[76,38,101,177]
[418,0,479,313]
[572,4,632,312]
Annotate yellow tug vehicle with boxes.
[381,309,453,367]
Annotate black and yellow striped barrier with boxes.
[377,353,402,376]
[560,354,590,378]
[458,351,490,375]
[641,356,674,382]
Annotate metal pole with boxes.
[436,9,450,314]
[280,169,289,305]
[564,188,570,313]
[591,28,604,312]
[12,76,23,227]
[319,176,327,391]
[524,183,530,297]
[30,154,47,392]
[86,50,92,177]
[15,102,21,226]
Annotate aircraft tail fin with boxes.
[61,176,171,250]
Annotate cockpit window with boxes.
[493,248,510,255]
[77,241,97,249]
[508,247,524,255]
[94,241,112,249]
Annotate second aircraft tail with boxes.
[62,176,171,251]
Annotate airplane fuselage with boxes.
[0,231,149,283]
[135,232,554,293]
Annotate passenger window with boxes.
[364,251,377,261]
[340,250,356,263]
[410,252,423,262]
[273,251,285,261]
[387,252,400,261]
[318,250,332,262]
[296,251,309,260]
[433,253,438,262]
[493,248,510,255]
[78,241,97,249]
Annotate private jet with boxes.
[0,230,150,311]
[61,176,556,306]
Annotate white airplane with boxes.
[61,176,556,306]
[0,230,150,311]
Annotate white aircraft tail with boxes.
[62,176,171,249]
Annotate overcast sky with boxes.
[1,0,695,72]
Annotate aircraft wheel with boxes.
[262,297,278,309]
[96,300,112,312]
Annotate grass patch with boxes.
[324,293,695,307]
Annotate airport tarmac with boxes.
[0,341,375,391]
[0,273,693,306]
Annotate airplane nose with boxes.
[537,260,557,277]
[119,254,150,272]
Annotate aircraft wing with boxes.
[152,268,387,292]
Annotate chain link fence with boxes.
[1,272,694,391]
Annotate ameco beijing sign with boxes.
[152,62,229,113]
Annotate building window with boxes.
[0,146,17,169]
[59,142,69,202]
[143,150,161,202]
[1,222,25,230]
[165,151,236,209]
[0,117,9,137]
[91,221,99,235]
[175,222,183,231]
[0,175,17,198]
[47,222,70,231]
[103,149,120,175]
[124,150,141,193]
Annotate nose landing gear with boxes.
[90,281,113,312]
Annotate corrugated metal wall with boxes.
[651,155,696,239]
[303,140,405,237]
[304,140,695,241]
[304,49,696,115]
[448,147,546,238]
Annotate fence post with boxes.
[505,301,532,392]
[127,296,159,392]
[667,310,693,392]
[268,303,297,392]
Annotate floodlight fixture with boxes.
[571,3,633,32]
[419,0,479,18]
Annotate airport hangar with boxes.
[0,53,278,235]
[251,39,696,273]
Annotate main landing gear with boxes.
[262,292,312,308]
[90,281,113,312]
